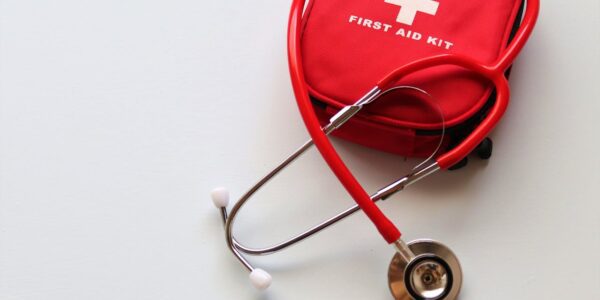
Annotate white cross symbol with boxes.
[384,0,440,26]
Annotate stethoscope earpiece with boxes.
[211,187,230,208]
[388,240,462,300]
[249,268,272,290]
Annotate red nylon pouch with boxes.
[301,0,524,158]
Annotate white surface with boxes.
[0,1,599,299]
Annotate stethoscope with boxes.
[212,0,539,299]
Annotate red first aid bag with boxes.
[301,0,524,166]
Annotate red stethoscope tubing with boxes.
[287,0,539,244]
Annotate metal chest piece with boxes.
[388,240,462,300]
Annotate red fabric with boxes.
[301,0,523,156]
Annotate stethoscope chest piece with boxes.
[388,240,462,300]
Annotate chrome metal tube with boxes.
[328,87,382,130]
[393,239,416,263]
[219,161,439,257]
[223,139,315,271]
[221,87,385,272]
[217,86,441,273]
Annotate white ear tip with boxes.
[249,268,272,290]
[210,187,229,208]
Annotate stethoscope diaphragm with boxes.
[388,239,462,300]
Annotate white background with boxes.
[1,0,599,299]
